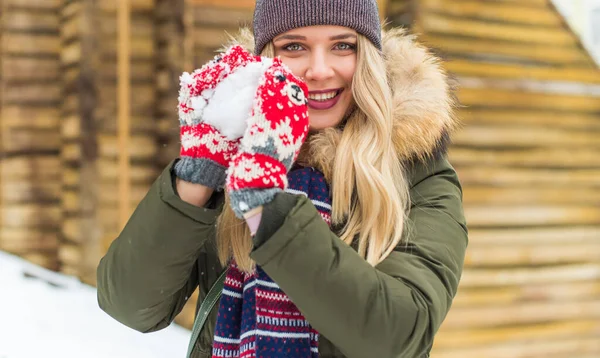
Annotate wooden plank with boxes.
[435,320,600,349]
[453,282,600,307]
[61,1,82,19]
[418,12,576,46]
[444,59,600,84]
[98,0,154,12]
[449,147,600,168]
[4,0,61,9]
[62,217,98,244]
[464,243,600,267]
[98,184,148,205]
[432,336,600,358]
[2,57,60,81]
[0,228,59,252]
[462,186,600,205]
[458,108,600,130]
[61,189,99,216]
[98,159,157,183]
[1,156,61,179]
[1,83,61,104]
[99,135,158,159]
[443,300,600,329]
[418,33,592,66]
[20,253,59,271]
[118,0,133,231]
[1,204,61,229]
[464,205,600,227]
[63,167,82,188]
[61,14,81,42]
[99,61,154,81]
[2,33,61,55]
[61,41,82,66]
[457,76,600,97]
[1,179,60,203]
[188,0,255,10]
[1,129,60,153]
[3,10,60,32]
[468,227,600,246]
[461,264,600,288]
[458,87,600,112]
[103,36,155,60]
[192,6,253,27]
[61,142,83,162]
[453,125,600,148]
[455,167,600,187]
[490,0,550,6]
[100,14,154,38]
[421,0,562,26]
[1,106,60,129]
[193,27,237,49]
[58,243,81,267]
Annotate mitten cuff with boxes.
[229,187,281,218]
[174,157,227,190]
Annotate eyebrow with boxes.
[273,33,357,42]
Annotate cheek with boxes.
[277,57,306,79]
[340,59,357,87]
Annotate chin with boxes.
[308,111,345,131]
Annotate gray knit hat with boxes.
[253,0,382,55]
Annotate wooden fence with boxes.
[0,0,63,271]
[0,0,598,356]
[389,0,600,357]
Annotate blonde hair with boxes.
[217,33,410,272]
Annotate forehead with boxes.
[274,25,357,41]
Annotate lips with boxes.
[307,89,343,110]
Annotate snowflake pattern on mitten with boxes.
[227,58,310,216]
[175,45,262,189]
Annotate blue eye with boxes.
[335,43,356,51]
[283,43,303,51]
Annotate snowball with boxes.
[203,59,273,140]
[179,72,194,86]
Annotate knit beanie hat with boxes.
[253,0,382,55]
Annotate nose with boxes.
[305,50,334,82]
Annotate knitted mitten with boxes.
[174,45,262,190]
[226,59,310,218]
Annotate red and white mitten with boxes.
[226,58,309,218]
[175,45,268,190]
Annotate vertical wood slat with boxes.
[97,0,158,271]
[59,0,103,283]
[118,0,132,230]
[156,0,184,168]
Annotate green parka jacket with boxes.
[97,28,468,358]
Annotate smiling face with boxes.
[273,25,358,131]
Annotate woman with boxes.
[97,1,467,357]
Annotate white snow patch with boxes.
[203,59,273,140]
[0,251,191,358]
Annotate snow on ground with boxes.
[0,251,191,358]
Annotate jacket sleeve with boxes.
[97,159,224,333]
[250,156,468,358]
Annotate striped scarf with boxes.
[212,167,331,358]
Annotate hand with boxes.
[174,45,261,190]
[226,58,310,218]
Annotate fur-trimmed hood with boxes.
[227,27,458,180]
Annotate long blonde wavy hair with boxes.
[217,31,410,273]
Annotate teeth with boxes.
[308,91,338,101]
